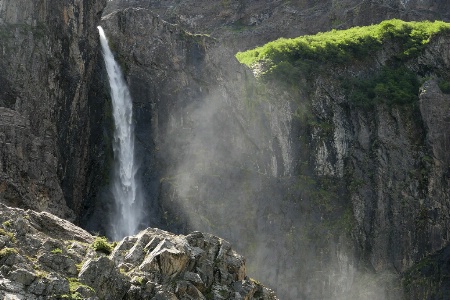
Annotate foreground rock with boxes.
[0,203,277,299]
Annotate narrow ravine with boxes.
[98,26,143,240]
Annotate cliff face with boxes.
[104,0,450,49]
[0,0,106,221]
[94,3,450,299]
[0,0,449,299]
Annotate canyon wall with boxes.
[0,0,449,299]
[93,2,450,299]
[0,0,107,221]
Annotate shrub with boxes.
[438,80,450,94]
[91,236,114,255]
[236,19,450,78]
[51,248,63,254]
[343,66,420,107]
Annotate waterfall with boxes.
[98,26,142,240]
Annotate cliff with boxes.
[91,5,450,299]
[0,0,449,299]
[103,0,450,49]
[0,0,107,221]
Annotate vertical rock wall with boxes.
[96,3,450,299]
[0,0,106,220]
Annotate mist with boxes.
[150,60,401,298]
[90,8,408,299]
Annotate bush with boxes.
[343,66,420,107]
[438,80,450,94]
[236,19,450,77]
[91,236,114,255]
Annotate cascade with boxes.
[98,26,143,240]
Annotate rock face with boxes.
[0,203,277,299]
[104,0,450,49]
[1,0,449,299]
[92,3,450,299]
[0,0,107,221]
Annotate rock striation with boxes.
[0,0,107,221]
[0,203,277,299]
[104,0,450,50]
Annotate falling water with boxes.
[98,26,142,240]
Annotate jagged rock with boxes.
[79,256,131,300]
[0,204,278,299]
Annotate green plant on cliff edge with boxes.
[51,248,63,254]
[236,19,450,70]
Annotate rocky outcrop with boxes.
[0,0,107,221]
[0,203,277,299]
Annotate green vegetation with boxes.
[132,276,144,286]
[0,247,18,258]
[236,19,447,105]
[342,66,420,107]
[36,270,49,279]
[2,220,11,227]
[236,19,450,68]
[60,277,95,300]
[0,228,16,242]
[75,262,84,273]
[91,236,114,255]
[438,79,450,94]
[51,248,63,254]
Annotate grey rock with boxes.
[7,268,36,286]
[1,204,278,299]
[79,256,131,300]
[37,253,77,276]
[0,0,107,222]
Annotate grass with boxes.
[0,228,16,242]
[0,247,18,258]
[51,248,63,254]
[61,277,95,300]
[91,236,114,255]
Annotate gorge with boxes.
[0,0,449,299]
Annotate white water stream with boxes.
[98,26,142,240]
